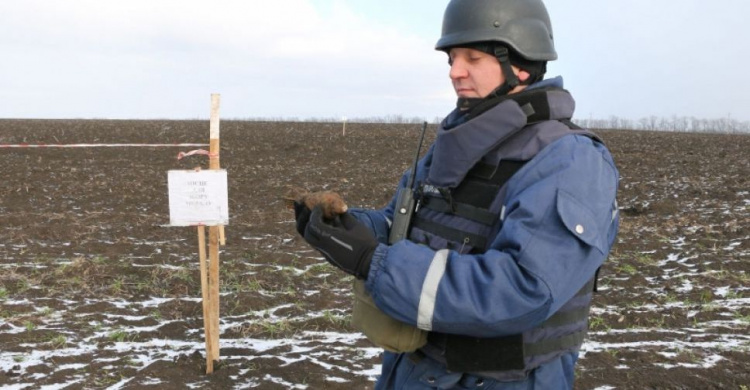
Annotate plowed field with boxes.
[1,119,748,389]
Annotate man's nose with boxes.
[449,60,468,80]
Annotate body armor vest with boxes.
[407,88,602,379]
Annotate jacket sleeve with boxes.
[365,135,619,337]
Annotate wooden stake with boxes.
[197,225,214,374]
[191,93,225,373]
[208,93,221,362]
[208,223,220,361]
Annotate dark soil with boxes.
[0,119,748,389]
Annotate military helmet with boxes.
[435,0,557,61]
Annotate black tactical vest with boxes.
[406,89,602,379]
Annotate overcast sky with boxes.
[1,0,748,122]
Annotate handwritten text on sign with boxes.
[168,170,229,226]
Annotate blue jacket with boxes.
[351,77,619,388]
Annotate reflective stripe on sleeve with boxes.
[417,249,450,331]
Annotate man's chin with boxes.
[460,95,485,101]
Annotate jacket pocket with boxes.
[556,189,605,254]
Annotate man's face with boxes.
[448,47,504,99]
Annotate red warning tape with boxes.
[0,143,209,148]
[177,149,219,160]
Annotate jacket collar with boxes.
[428,81,575,189]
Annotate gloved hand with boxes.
[304,206,378,279]
[290,191,348,237]
[293,200,312,236]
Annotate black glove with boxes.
[304,206,378,279]
[293,201,312,236]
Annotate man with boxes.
[295,0,619,388]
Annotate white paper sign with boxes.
[168,170,229,226]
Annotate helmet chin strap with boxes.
[456,46,520,112]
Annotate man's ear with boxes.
[517,69,531,84]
